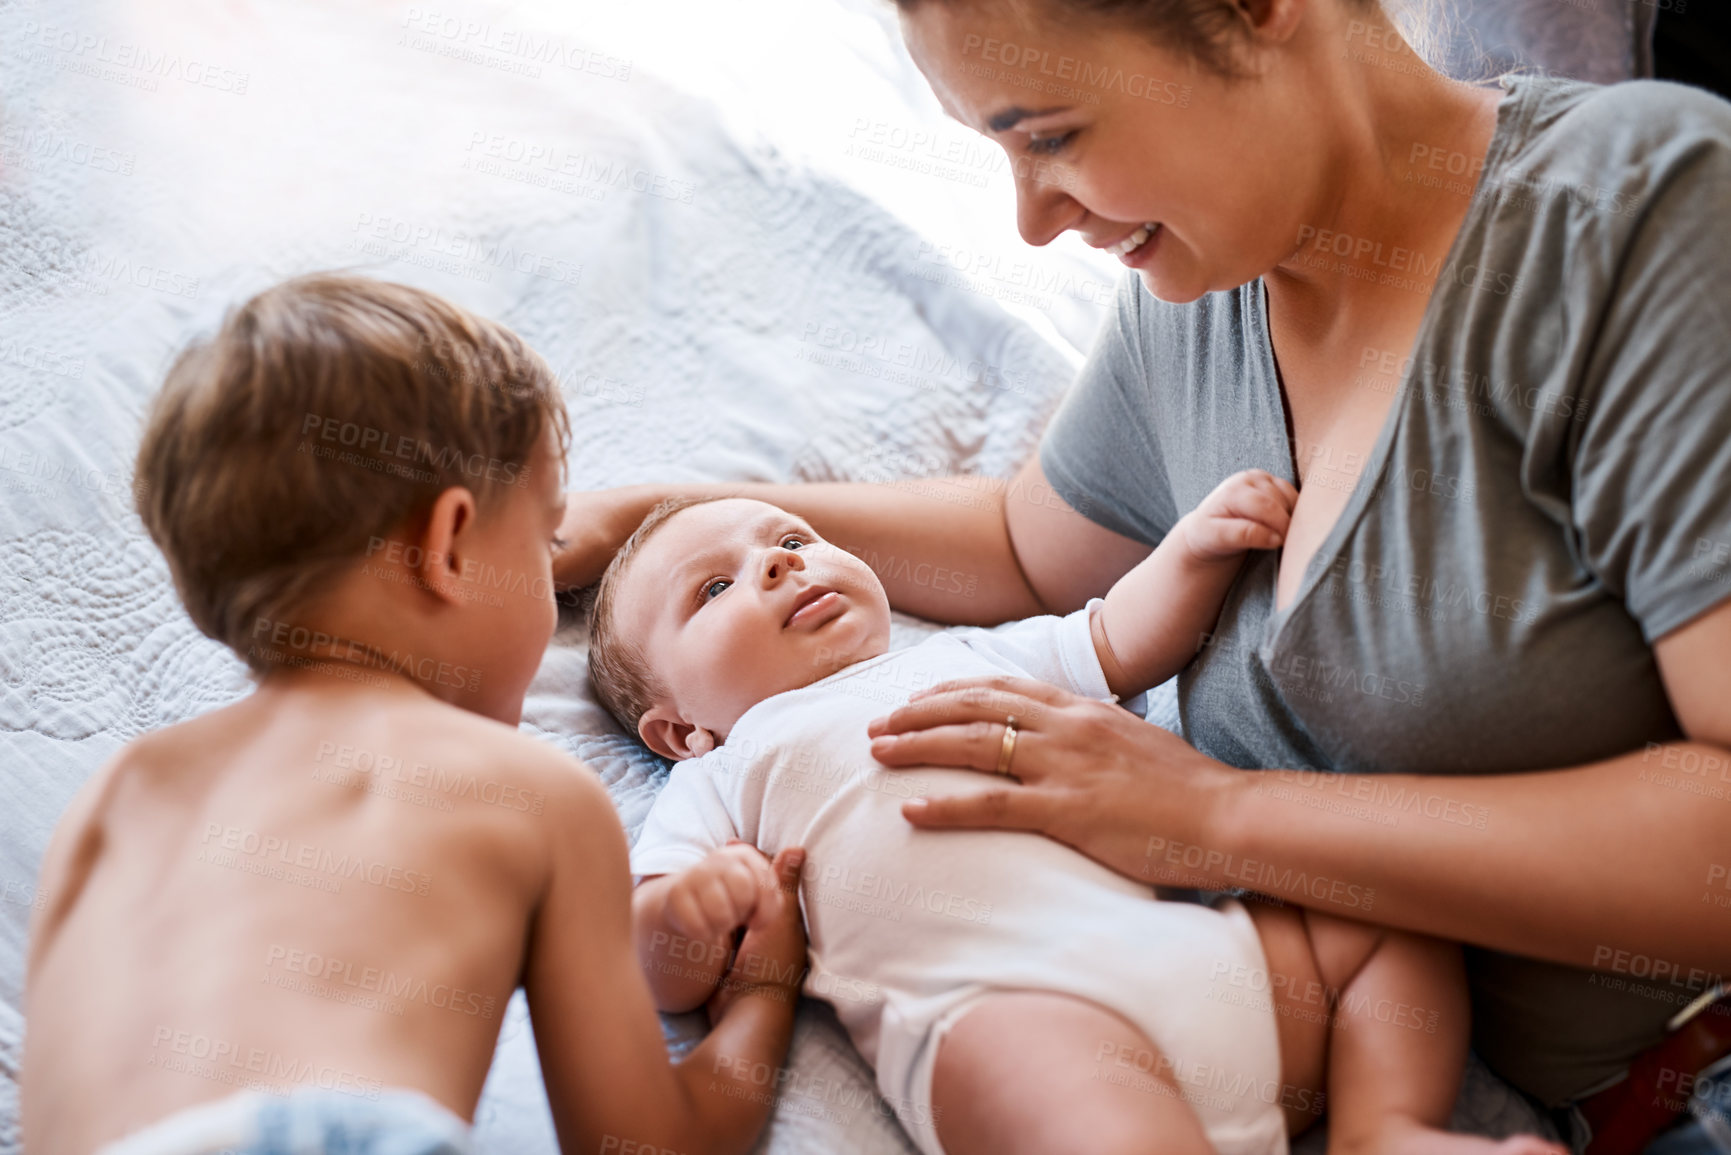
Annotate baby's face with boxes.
[616,499,891,758]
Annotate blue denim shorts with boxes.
[96,1088,471,1155]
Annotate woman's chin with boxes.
[1136,266,1208,305]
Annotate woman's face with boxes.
[900,0,1323,303]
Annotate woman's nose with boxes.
[1013,158,1080,247]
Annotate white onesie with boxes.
[631,602,1290,1155]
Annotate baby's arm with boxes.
[526,760,806,1155]
[633,842,785,1012]
[1093,469,1297,699]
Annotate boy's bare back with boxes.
[24,275,807,1155]
[26,675,590,1152]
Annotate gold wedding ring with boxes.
[995,714,1019,776]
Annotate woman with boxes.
[559,0,1731,1145]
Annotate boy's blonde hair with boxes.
[136,273,571,674]
[587,495,725,740]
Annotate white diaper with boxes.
[881,898,1290,1155]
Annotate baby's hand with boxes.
[1178,470,1298,564]
[665,841,782,945]
[709,847,808,1025]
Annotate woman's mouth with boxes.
[1108,222,1161,266]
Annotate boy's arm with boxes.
[527,761,804,1155]
[633,872,736,1012]
[1093,470,1296,699]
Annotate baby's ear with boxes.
[638,706,716,762]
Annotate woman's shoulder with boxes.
[1501,74,1731,187]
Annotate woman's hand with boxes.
[866,675,1244,885]
[553,485,664,590]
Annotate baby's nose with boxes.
[762,548,805,582]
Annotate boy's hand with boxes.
[665,842,783,946]
[709,848,808,1026]
[1177,470,1298,564]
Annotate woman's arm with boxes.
[866,597,1731,980]
[554,455,1152,625]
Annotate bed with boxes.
[0,0,1651,1150]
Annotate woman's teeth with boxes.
[1109,223,1159,257]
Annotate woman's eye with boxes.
[703,578,731,600]
[1027,131,1074,156]
[550,535,569,552]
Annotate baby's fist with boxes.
[1180,470,1298,563]
[665,841,780,945]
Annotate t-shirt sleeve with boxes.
[1571,113,1731,643]
[629,760,739,878]
[951,600,1148,715]
[1037,270,1178,547]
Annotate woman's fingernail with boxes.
[903,799,927,813]
[866,717,886,735]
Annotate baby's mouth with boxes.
[785,587,841,628]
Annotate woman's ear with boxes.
[639,705,716,762]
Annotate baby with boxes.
[591,486,1567,1155]
[22,275,805,1155]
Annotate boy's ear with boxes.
[414,485,478,608]
[639,705,716,762]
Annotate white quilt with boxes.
[0,0,1560,1151]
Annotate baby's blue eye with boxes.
[704,578,731,600]
[781,537,805,550]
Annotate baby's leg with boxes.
[929,990,1213,1155]
[1248,901,1567,1155]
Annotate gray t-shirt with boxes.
[1040,75,1731,1106]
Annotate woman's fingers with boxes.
[901,785,1053,832]
[870,720,1037,776]
[868,678,1064,740]
[908,674,1071,708]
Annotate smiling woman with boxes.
[559,0,1731,1148]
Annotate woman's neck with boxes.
[1264,24,1506,342]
